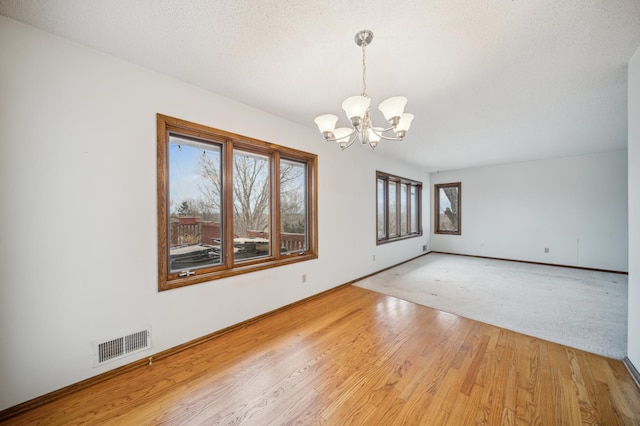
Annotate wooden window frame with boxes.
[157,114,318,291]
[434,182,461,235]
[376,171,422,244]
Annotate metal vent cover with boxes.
[93,326,152,367]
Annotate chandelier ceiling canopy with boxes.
[314,30,414,150]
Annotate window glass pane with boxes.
[169,135,223,272]
[410,186,419,234]
[233,150,270,261]
[400,184,408,235]
[377,178,386,239]
[438,186,459,232]
[388,181,397,237]
[280,158,307,254]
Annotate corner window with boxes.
[434,182,461,235]
[157,114,318,291]
[377,171,422,244]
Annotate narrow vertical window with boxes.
[434,182,461,235]
[232,150,271,261]
[388,181,398,237]
[377,178,386,239]
[400,183,408,235]
[410,185,419,234]
[169,135,223,272]
[280,158,307,254]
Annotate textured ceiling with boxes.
[2,0,640,172]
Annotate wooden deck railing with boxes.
[171,222,305,253]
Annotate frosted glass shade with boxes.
[333,127,353,148]
[341,96,371,120]
[314,114,338,133]
[378,96,407,121]
[395,113,414,133]
[367,128,382,143]
[333,127,353,143]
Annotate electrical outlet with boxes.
[544,248,549,253]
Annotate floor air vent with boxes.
[93,326,152,367]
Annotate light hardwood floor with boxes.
[3,285,639,425]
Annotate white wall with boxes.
[430,151,628,272]
[0,17,430,410]
[628,45,640,371]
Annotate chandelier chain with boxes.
[361,40,367,97]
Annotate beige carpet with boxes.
[355,253,628,359]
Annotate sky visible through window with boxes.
[169,136,219,214]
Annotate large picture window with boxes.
[157,114,318,291]
[434,182,461,235]
[376,171,422,244]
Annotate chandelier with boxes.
[314,30,414,150]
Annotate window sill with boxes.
[159,253,318,291]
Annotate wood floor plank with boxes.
[459,333,490,395]
[2,285,639,425]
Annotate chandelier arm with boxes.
[340,133,358,150]
[370,125,396,135]
[322,128,357,142]
[378,133,403,141]
[370,126,403,141]
[359,130,370,145]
